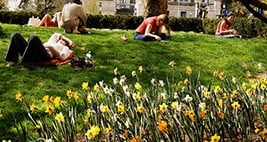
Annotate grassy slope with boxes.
[0,23,267,139]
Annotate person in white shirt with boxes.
[59,0,87,34]
[5,32,75,69]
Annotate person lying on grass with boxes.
[37,12,62,27]
[134,14,170,42]
[5,32,75,70]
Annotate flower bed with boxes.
[14,63,267,141]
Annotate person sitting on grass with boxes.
[5,32,75,70]
[37,12,62,27]
[134,14,170,42]
[59,0,88,34]
[215,12,237,38]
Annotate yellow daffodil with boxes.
[133,92,141,101]
[255,128,260,134]
[30,104,36,112]
[35,124,41,130]
[53,97,61,108]
[55,112,64,122]
[15,92,22,102]
[246,88,253,96]
[252,82,258,90]
[137,104,143,113]
[211,133,220,142]
[218,99,223,108]
[171,101,179,110]
[245,71,252,78]
[117,104,125,115]
[73,92,79,100]
[231,101,240,110]
[138,66,143,73]
[87,94,92,104]
[93,83,100,92]
[42,95,49,103]
[157,120,168,132]
[100,104,109,113]
[260,84,266,90]
[213,70,219,77]
[86,125,100,140]
[184,78,189,85]
[186,110,196,122]
[159,103,168,113]
[203,91,210,99]
[66,90,72,99]
[135,82,142,90]
[105,127,112,135]
[218,71,225,80]
[45,105,54,115]
[260,128,267,139]
[82,82,89,90]
[186,65,192,75]
[214,85,221,94]
[230,90,238,98]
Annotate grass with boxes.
[0,23,267,140]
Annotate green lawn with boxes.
[0,23,267,140]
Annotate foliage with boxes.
[0,0,8,10]
[13,65,267,141]
[83,0,100,15]
[16,0,64,14]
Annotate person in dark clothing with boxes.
[5,32,75,69]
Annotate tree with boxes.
[17,0,64,15]
[239,0,267,23]
[0,0,8,10]
[231,1,249,17]
[83,0,100,15]
[143,0,167,17]
[34,0,65,15]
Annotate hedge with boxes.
[0,10,267,37]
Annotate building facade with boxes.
[99,0,222,18]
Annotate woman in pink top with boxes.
[215,12,237,38]
[134,14,169,41]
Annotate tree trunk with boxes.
[144,0,168,18]
[240,0,267,23]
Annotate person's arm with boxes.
[218,20,237,35]
[45,45,60,58]
[145,24,161,41]
[59,34,76,48]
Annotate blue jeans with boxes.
[134,32,167,41]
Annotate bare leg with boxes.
[55,12,62,28]
[37,14,52,27]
